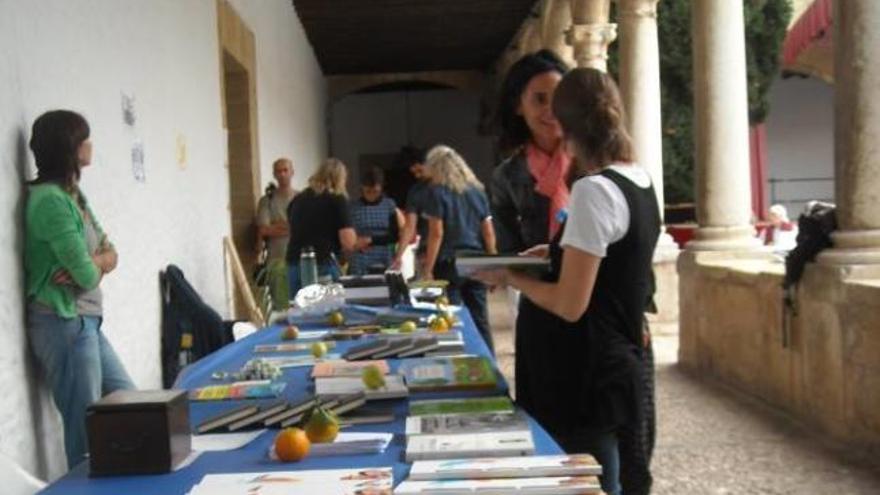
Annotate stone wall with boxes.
[679,251,880,450]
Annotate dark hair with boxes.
[29,110,90,190]
[397,146,426,169]
[496,49,568,153]
[552,68,635,184]
[360,166,384,187]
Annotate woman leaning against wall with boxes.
[24,110,135,469]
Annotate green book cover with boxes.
[400,356,498,392]
[409,396,514,416]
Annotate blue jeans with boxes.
[27,309,135,469]
[287,262,342,299]
[553,428,621,495]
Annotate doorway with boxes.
[218,0,260,318]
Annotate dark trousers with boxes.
[617,321,656,495]
[433,258,494,355]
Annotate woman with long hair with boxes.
[476,69,660,495]
[422,145,497,352]
[285,158,356,295]
[25,110,135,468]
[490,49,570,252]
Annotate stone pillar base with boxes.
[818,229,880,265]
[686,225,761,251]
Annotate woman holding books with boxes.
[476,69,660,495]
[421,145,497,354]
[24,110,136,468]
[285,158,357,296]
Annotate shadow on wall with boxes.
[14,126,53,481]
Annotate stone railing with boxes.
[679,251,880,450]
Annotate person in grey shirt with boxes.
[256,158,298,310]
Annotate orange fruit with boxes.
[429,316,449,333]
[274,427,310,462]
[304,406,340,443]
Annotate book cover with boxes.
[311,360,390,378]
[259,354,342,368]
[370,337,416,359]
[409,396,515,416]
[195,404,260,434]
[405,410,529,436]
[190,381,286,401]
[407,454,602,480]
[188,467,393,495]
[400,356,498,392]
[394,475,602,494]
[404,430,535,461]
[315,375,408,400]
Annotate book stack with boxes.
[395,454,603,494]
[194,392,382,433]
[186,467,393,495]
[403,395,535,462]
[341,332,465,361]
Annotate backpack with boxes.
[781,201,836,347]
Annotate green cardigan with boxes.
[25,183,104,318]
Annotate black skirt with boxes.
[515,296,644,437]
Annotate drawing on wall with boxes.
[176,133,188,170]
[131,139,146,183]
[121,92,137,127]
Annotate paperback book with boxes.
[409,396,515,416]
[187,467,393,495]
[399,356,498,392]
[405,430,535,461]
[195,404,260,434]
[189,380,286,401]
[311,360,390,378]
[407,454,602,480]
[405,410,529,436]
[315,375,408,400]
[394,475,602,494]
[253,341,336,353]
[455,252,550,277]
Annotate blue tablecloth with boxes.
[41,306,563,494]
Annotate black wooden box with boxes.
[86,389,191,476]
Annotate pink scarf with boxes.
[525,142,572,240]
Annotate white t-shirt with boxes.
[560,164,653,258]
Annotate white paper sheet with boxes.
[192,429,265,451]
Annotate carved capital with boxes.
[565,23,618,71]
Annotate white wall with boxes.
[330,89,496,189]
[764,75,834,216]
[231,0,327,189]
[0,0,325,481]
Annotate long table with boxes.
[41,305,563,494]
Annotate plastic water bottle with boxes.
[299,246,318,288]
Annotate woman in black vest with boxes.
[476,69,660,495]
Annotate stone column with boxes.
[688,0,760,250]
[566,0,617,71]
[540,0,575,67]
[520,19,543,56]
[818,0,880,264]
